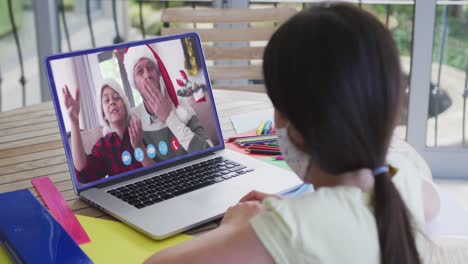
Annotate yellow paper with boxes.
[0,244,12,264]
[77,215,192,264]
[0,215,191,264]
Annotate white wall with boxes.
[50,58,78,132]
[151,40,208,94]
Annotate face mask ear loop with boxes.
[284,122,291,138]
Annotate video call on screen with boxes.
[50,36,220,185]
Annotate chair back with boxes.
[161,7,297,93]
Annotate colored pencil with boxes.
[239,140,278,147]
[246,145,280,150]
[256,121,267,135]
[263,120,273,134]
[235,135,277,143]
[247,147,280,152]
[226,134,273,142]
[245,149,282,155]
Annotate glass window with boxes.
[427,1,468,147]
[249,0,415,140]
[0,0,40,111]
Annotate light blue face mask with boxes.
[276,124,311,181]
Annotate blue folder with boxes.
[0,189,92,264]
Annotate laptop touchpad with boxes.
[190,181,247,209]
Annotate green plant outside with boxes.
[367,4,468,71]
[23,0,74,10]
[129,0,186,36]
[0,0,23,37]
[62,0,75,11]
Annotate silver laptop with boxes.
[45,32,302,239]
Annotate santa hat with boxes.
[96,78,131,136]
[124,44,179,108]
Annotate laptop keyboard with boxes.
[107,157,254,209]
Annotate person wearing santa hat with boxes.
[63,78,154,184]
[124,44,211,162]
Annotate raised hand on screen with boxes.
[63,85,80,125]
[142,79,172,123]
[129,117,144,150]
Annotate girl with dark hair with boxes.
[145,4,439,263]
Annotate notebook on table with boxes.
[45,32,302,239]
[0,189,92,263]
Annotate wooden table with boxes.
[0,89,432,219]
[4,90,468,262]
[0,90,273,221]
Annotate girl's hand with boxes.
[239,190,283,203]
[221,201,264,228]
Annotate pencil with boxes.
[263,120,273,134]
[245,149,282,155]
[226,134,276,142]
[235,135,277,144]
[290,184,312,197]
[247,147,280,152]
[239,140,278,147]
[256,121,267,135]
[246,145,280,151]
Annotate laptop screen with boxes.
[46,33,224,191]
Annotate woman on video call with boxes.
[63,78,154,184]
